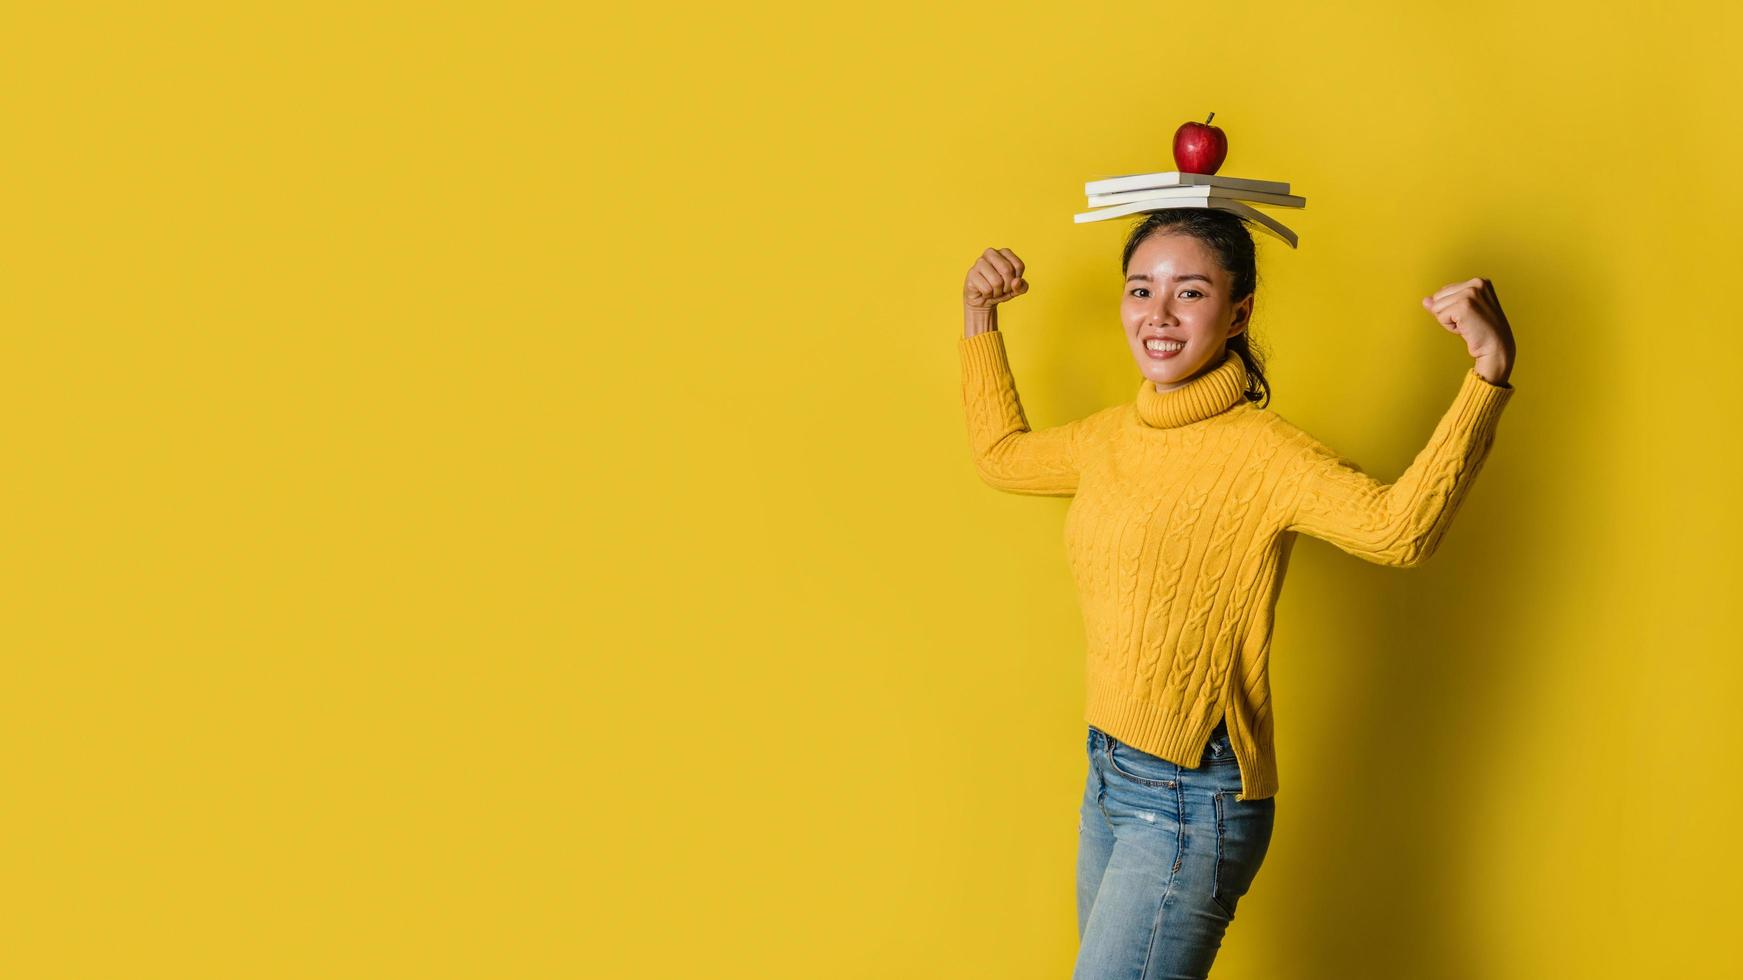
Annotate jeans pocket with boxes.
[1210,791,1274,918]
[1104,738,1178,788]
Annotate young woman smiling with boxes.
[957,208,1517,980]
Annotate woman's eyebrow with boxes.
[1125,273,1213,283]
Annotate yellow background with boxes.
[6,2,1741,977]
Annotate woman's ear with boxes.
[1227,294,1255,338]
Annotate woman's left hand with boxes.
[1423,277,1516,387]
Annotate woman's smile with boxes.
[1143,338,1187,360]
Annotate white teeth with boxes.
[1145,339,1185,352]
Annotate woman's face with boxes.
[1121,232,1253,392]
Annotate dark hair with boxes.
[1120,209,1271,408]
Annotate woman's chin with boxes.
[1141,364,1184,387]
[1141,354,1211,390]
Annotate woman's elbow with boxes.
[1329,526,1437,569]
[1380,532,1440,569]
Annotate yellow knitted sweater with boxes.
[959,329,1515,800]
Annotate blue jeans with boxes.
[1075,721,1276,979]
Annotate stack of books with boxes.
[1073,171,1306,248]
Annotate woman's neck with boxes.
[1135,349,1248,429]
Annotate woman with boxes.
[957,208,1517,979]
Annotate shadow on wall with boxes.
[1264,220,1609,979]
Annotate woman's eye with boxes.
[1129,288,1148,298]
[1180,290,1202,299]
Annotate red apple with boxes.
[1173,113,1228,175]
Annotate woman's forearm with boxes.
[958,318,1091,496]
[1474,349,1514,387]
[1283,367,1514,567]
[964,304,997,339]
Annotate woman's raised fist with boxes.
[964,247,1029,311]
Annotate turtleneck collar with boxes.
[1135,349,1249,428]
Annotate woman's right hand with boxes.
[963,247,1029,311]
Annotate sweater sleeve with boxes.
[958,330,1097,497]
[1284,367,1514,568]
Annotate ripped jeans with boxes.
[1074,721,1276,980]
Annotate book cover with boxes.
[1084,171,1291,197]
[1087,186,1306,209]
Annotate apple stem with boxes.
[1206,112,1215,124]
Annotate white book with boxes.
[1073,197,1299,249]
[1084,171,1290,197]
[1087,185,1306,209]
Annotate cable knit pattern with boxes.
[958,329,1514,800]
